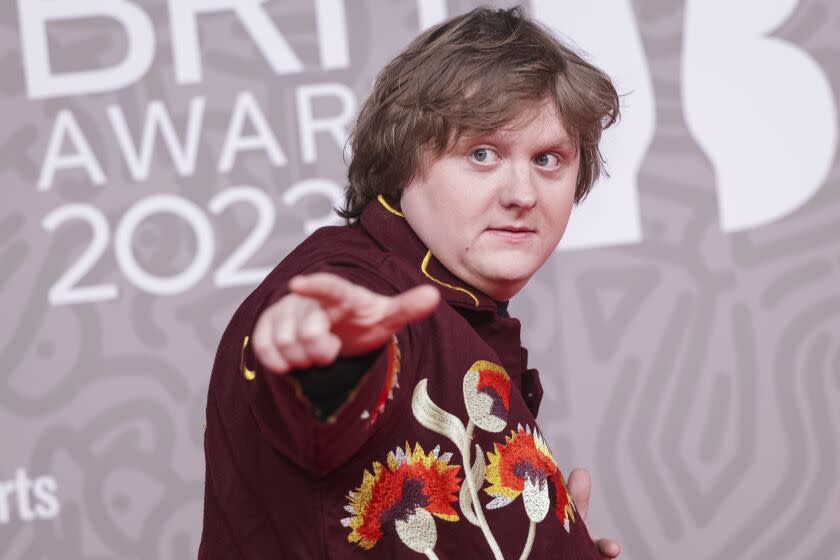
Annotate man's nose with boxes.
[500,162,538,209]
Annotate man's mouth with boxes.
[486,226,536,241]
[487,225,536,233]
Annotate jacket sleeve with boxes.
[236,257,415,477]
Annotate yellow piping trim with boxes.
[421,250,480,307]
[375,195,478,307]
[241,336,256,381]
[377,194,404,217]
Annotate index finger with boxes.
[381,284,441,328]
[288,273,371,309]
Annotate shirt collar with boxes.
[358,196,499,314]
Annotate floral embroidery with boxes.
[404,363,570,560]
[549,469,576,532]
[463,360,510,433]
[413,372,507,559]
[362,335,401,426]
[484,424,576,530]
[342,442,461,555]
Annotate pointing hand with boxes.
[252,272,440,373]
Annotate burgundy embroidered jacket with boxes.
[199,199,602,559]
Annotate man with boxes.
[200,7,621,559]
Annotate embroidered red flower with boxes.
[343,442,462,551]
[463,360,511,432]
[484,424,576,529]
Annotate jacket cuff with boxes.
[244,334,403,476]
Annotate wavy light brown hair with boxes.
[340,6,620,221]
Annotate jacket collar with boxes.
[359,196,499,314]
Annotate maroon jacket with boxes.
[199,199,601,559]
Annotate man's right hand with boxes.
[251,273,440,374]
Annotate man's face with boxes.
[401,101,580,301]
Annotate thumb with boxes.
[567,468,591,521]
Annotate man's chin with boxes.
[475,271,533,300]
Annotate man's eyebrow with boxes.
[474,128,573,142]
[550,138,579,157]
[454,130,497,145]
[542,136,575,150]
[452,130,577,154]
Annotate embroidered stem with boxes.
[463,419,504,560]
[411,381,502,559]
[519,521,536,560]
[459,441,486,526]
[424,549,440,560]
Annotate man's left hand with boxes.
[567,468,621,559]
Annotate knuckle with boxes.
[298,330,321,344]
[273,318,297,345]
[277,341,306,363]
[250,333,273,357]
[273,338,298,356]
[273,332,294,348]
[299,319,328,342]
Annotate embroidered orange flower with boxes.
[343,442,462,551]
[484,424,576,529]
[463,360,511,432]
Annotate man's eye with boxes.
[471,148,496,163]
[534,153,560,168]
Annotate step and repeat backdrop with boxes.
[2,1,839,558]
